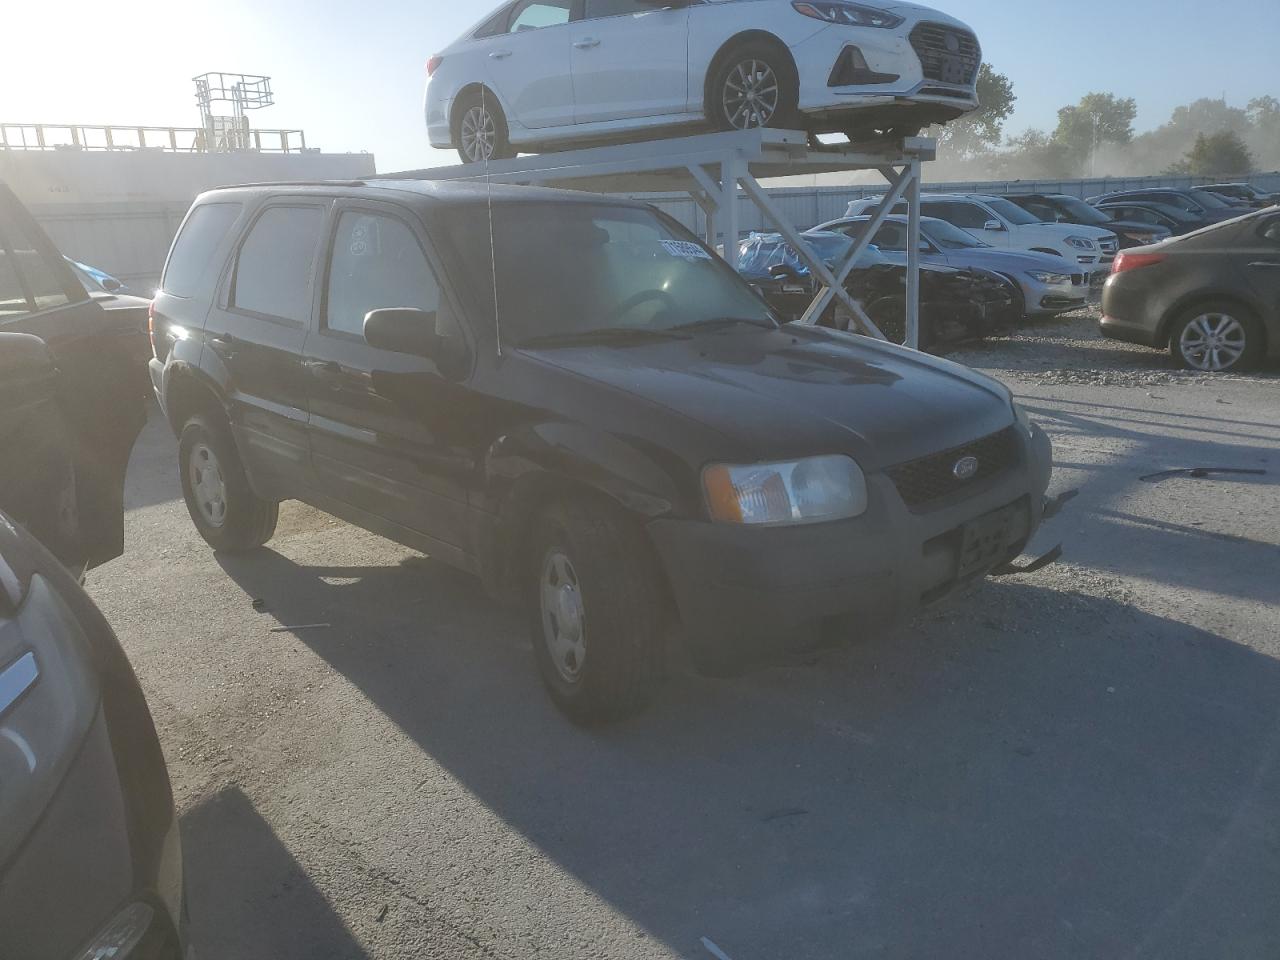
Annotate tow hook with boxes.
[991,488,1078,577]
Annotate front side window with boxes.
[1259,217,1280,245]
[1017,199,1059,222]
[444,202,776,345]
[162,202,242,298]
[509,0,573,31]
[872,221,909,251]
[584,0,651,18]
[232,205,325,323]
[0,215,74,319]
[925,202,988,229]
[983,197,1040,226]
[326,212,442,338]
[924,218,989,249]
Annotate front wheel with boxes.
[1168,305,1263,372]
[179,415,278,552]
[708,43,799,132]
[527,499,667,723]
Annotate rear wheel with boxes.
[527,498,667,723]
[179,414,278,552]
[1168,304,1263,372]
[454,89,514,164]
[708,42,799,132]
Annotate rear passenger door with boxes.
[304,202,475,559]
[203,200,330,499]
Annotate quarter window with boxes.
[232,205,325,323]
[509,0,573,31]
[162,202,242,298]
[0,216,74,319]
[325,212,443,338]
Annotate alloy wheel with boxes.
[189,442,228,528]
[722,59,780,130]
[1179,312,1247,371]
[460,104,497,162]
[540,549,586,684]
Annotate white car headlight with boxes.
[704,455,868,525]
[1064,235,1095,250]
[791,2,904,28]
[1027,270,1072,285]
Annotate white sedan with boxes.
[426,0,981,163]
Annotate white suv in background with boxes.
[427,0,983,163]
[846,193,1120,277]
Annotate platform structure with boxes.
[384,129,935,347]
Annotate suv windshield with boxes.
[445,202,776,344]
[983,197,1041,225]
[1187,189,1232,210]
[924,218,990,249]
[1049,195,1111,226]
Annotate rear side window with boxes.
[232,205,325,323]
[474,5,512,37]
[0,216,75,319]
[509,0,573,31]
[585,0,651,17]
[162,202,242,298]
[325,212,442,337]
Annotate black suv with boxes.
[150,180,1056,721]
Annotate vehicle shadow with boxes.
[214,548,1280,960]
[182,786,369,960]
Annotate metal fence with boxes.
[640,170,1280,240]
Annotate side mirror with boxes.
[983,220,1005,231]
[101,277,125,293]
[363,308,468,373]
[768,262,805,282]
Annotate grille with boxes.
[887,427,1019,509]
[909,23,981,86]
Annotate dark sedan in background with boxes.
[1193,182,1279,209]
[1091,200,1208,237]
[1088,188,1242,230]
[1101,208,1280,372]
[1005,193,1171,249]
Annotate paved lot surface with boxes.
[90,310,1280,960]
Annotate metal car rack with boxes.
[382,128,935,348]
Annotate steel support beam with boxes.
[905,156,923,350]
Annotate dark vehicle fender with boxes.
[476,422,695,601]
[157,339,230,436]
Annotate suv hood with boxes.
[524,326,1014,472]
[1021,221,1116,242]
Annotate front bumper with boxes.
[648,423,1053,667]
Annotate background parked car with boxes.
[1087,187,1242,226]
[736,229,1019,348]
[1003,193,1171,249]
[1091,199,1209,237]
[817,213,1089,316]
[1101,208,1280,372]
[0,513,187,960]
[845,193,1118,275]
[426,0,983,162]
[1,180,148,572]
[1192,182,1279,209]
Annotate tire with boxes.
[178,414,278,552]
[453,89,514,164]
[707,42,799,132]
[1168,303,1264,372]
[526,498,667,723]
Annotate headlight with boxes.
[791,2,905,28]
[1064,236,1095,250]
[1027,270,1072,285]
[1012,400,1034,437]
[703,455,868,525]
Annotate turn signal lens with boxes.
[703,456,868,525]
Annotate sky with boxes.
[2,0,1277,173]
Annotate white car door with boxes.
[483,0,577,130]
[570,0,690,123]
[922,200,1013,250]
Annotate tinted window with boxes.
[984,197,1041,225]
[872,221,909,250]
[509,0,572,31]
[1017,199,1059,222]
[326,212,442,338]
[162,202,242,298]
[1260,218,1280,244]
[232,206,325,323]
[0,216,73,317]
[585,0,650,17]
[924,201,988,229]
[474,5,512,37]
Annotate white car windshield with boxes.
[982,197,1042,225]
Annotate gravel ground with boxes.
[87,312,1280,960]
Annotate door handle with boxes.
[489,49,513,59]
[207,334,236,360]
[573,37,600,49]
[303,358,344,382]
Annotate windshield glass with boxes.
[1050,196,1111,225]
[1189,189,1232,209]
[444,203,776,345]
[983,197,1041,225]
[924,218,990,249]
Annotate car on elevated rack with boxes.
[1101,208,1280,372]
[845,193,1119,280]
[426,0,983,163]
[816,214,1089,317]
[1001,193,1171,250]
[149,178,1058,722]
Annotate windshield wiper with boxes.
[518,326,693,348]
[670,316,777,333]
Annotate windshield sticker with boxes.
[660,240,712,261]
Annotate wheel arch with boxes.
[163,363,228,437]
[702,30,799,118]
[449,82,506,145]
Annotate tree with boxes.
[1246,96,1280,170]
[997,128,1077,179]
[935,63,1017,158]
[1052,92,1138,172]
[1167,131,1254,176]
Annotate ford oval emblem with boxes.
[953,455,979,481]
[945,33,961,53]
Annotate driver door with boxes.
[571,0,690,123]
